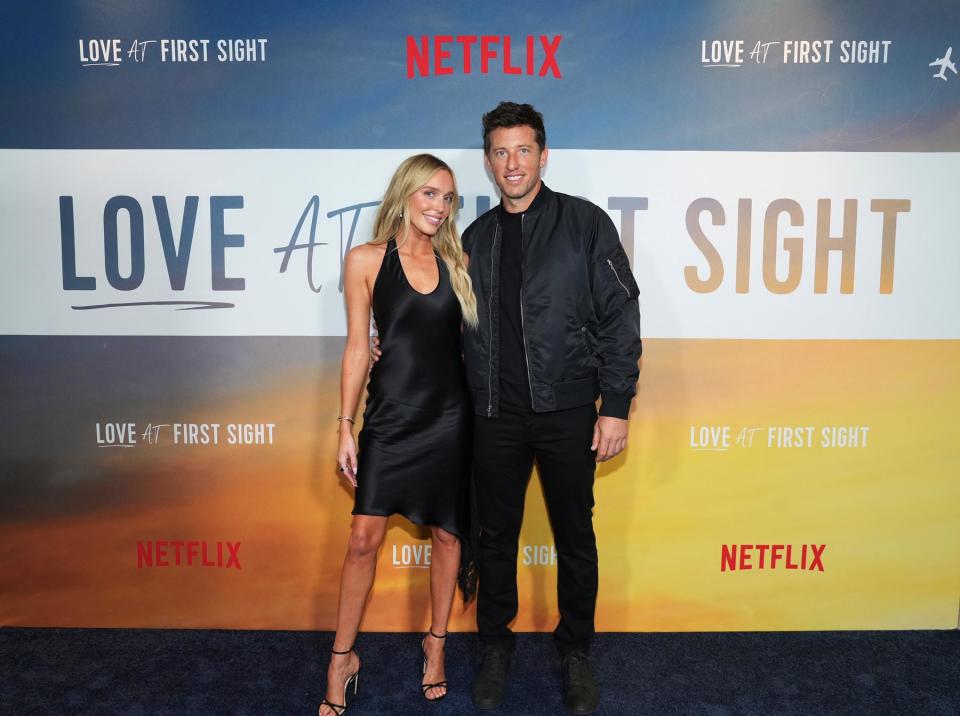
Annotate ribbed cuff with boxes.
[598,392,632,419]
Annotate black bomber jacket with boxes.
[461,182,642,419]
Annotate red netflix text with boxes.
[720,544,825,572]
[406,35,563,78]
[137,540,242,570]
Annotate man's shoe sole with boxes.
[473,694,505,711]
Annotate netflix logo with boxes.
[137,540,242,570]
[406,35,562,78]
[721,544,825,572]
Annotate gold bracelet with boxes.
[337,416,355,424]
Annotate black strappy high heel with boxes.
[420,630,448,703]
[319,646,360,715]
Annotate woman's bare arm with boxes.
[337,245,381,481]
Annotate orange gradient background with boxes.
[1,339,958,631]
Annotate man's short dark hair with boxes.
[482,101,546,154]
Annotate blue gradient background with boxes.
[1,0,958,149]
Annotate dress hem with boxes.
[350,508,463,542]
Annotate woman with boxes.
[320,154,478,715]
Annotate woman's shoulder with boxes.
[350,241,388,257]
[346,241,387,272]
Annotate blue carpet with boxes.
[1,628,958,714]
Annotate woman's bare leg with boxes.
[320,515,388,715]
[422,526,460,700]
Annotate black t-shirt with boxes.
[498,206,532,410]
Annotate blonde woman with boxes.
[320,154,478,715]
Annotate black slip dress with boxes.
[353,238,471,538]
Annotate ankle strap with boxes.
[428,629,448,640]
[331,645,353,655]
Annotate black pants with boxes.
[474,403,598,655]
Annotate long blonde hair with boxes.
[371,154,478,327]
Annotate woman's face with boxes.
[406,169,455,239]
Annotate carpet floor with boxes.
[1,628,957,714]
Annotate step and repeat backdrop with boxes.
[1,1,958,632]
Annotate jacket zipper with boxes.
[520,214,536,408]
[487,226,499,417]
[607,258,631,297]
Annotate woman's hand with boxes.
[337,424,358,487]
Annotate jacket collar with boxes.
[498,180,552,219]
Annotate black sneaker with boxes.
[472,644,512,710]
[561,652,599,715]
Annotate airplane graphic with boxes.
[930,47,956,81]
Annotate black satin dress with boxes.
[354,239,471,538]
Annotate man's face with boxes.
[484,125,548,211]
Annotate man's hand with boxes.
[370,335,382,366]
[591,416,628,462]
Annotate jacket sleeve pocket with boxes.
[602,248,640,300]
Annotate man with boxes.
[462,102,641,714]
